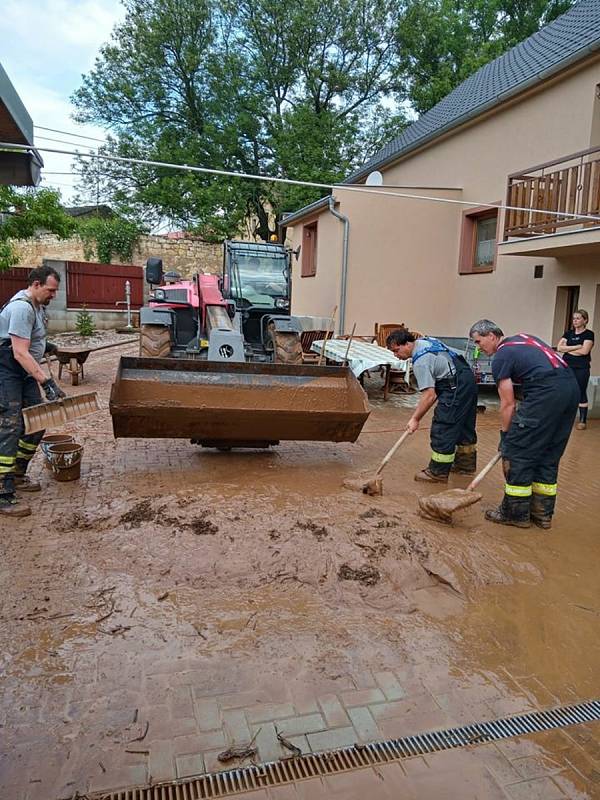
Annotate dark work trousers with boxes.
[0,344,44,497]
[570,366,590,405]
[428,356,478,477]
[502,369,579,520]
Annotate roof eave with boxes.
[279,194,332,226]
[346,43,600,185]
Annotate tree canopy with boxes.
[0,187,76,270]
[71,0,574,240]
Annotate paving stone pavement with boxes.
[0,341,598,800]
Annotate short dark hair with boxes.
[386,329,415,348]
[28,265,60,286]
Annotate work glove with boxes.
[45,341,59,356]
[498,430,506,452]
[42,378,66,402]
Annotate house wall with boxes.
[289,206,344,325]
[289,57,600,349]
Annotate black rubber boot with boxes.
[414,468,449,483]
[485,494,531,529]
[14,475,42,492]
[452,444,477,475]
[415,459,452,483]
[530,493,554,530]
[0,493,32,517]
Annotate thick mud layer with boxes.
[1,347,599,799]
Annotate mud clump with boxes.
[188,518,219,536]
[338,564,381,586]
[295,520,329,541]
[119,500,156,527]
[359,508,386,520]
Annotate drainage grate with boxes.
[98,699,600,800]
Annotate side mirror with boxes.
[146,257,163,285]
[293,245,301,262]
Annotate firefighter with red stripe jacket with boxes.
[469,319,579,529]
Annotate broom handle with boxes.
[466,452,502,491]
[318,305,338,366]
[343,323,356,365]
[375,430,412,477]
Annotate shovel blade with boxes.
[418,489,482,523]
[23,392,100,434]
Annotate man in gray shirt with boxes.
[387,330,478,483]
[0,265,65,517]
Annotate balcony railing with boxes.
[503,145,600,240]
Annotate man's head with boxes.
[28,266,60,306]
[386,329,416,360]
[469,319,504,355]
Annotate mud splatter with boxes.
[187,517,219,536]
[338,564,381,586]
[295,520,329,540]
[119,500,156,527]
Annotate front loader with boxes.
[110,240,370,449]
[137,240,303,364]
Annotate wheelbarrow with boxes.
[56,347,92,386]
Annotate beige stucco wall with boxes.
[289,56,600,348]
[10,233,222,278]
[289,206,344,326]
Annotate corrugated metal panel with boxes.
[66,261,144,310]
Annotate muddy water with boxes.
[1,359,599,798]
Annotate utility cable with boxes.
[2,140,600,224]
[34,125,107,143]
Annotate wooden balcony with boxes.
[503,145,600,240]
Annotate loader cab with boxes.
[223,241,292,349]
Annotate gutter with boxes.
[346,42,600,185]
[327,197,349,335]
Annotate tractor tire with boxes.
[139,324,171,358]
[271,330,302,365]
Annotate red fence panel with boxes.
[66,261,144,309]
[0,268,30,307]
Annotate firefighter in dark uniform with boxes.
[469,319,579,530]
[387,330,478,482]
[0,266,65,518]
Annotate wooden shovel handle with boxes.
[375,430,412,477]
[318,305,338,366]
[466,452,502,491]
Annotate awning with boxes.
[0,148,43,186]
[0,62,43,186]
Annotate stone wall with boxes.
[11,233,222,278]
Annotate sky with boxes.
[0,0,126,203]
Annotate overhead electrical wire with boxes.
[2,139,600,225]
[34,125,107,144]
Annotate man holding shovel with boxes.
[387,330,478,483]
[469,320,579,529]
[0,265,65,518]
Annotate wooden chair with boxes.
[300,329,331,364]
[375,323,422,396]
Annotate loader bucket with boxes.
[109,356,370,446]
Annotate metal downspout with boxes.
[328,196,349,334]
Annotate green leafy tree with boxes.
[396,0,575,115]
[77,217,143,263]
[0,187,76,270]
[71,0,406,240]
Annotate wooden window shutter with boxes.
[302,222,318,277]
